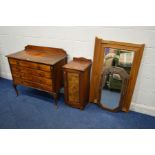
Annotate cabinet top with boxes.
[6,45,67,65]
[63,57,92,71]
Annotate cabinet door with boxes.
[67,72,80,104]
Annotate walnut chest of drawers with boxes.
[7,45,67,106]
[63,57,92,109]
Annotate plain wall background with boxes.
[0,26,155,116]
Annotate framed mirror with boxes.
[89,37,145,112]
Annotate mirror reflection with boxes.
[100,48,133,110]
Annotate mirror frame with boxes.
[99,67,129,112]
[89,37,145,112]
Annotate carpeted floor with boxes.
[0,77,155,129]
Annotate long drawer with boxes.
[11,71,53,86]
[21,73,52,86]
[9,58,51,71]
[13,77,53,92]
[11,65,52,78]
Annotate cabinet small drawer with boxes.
[19,60,51,71]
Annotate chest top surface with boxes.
[6,45,67,65]
[63,57,92,71]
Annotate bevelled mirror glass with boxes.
[89,37,145,112]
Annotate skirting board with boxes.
[130,102,155,117]
[0,72,12,80]
[0,72,155,117]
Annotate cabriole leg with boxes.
[13,84,19,96]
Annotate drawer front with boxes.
[9,58,51,71]
[19,60,51,71]
[20,73,52,86]
[13,77,53,92]
[9,58,19,65]
[13,77,22,85]
[67,72,80,103]
[11,65,20,72]
[11,65,52,78]
[11,66,52,86]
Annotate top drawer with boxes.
[9,58,51,71]
[9,58,18,65]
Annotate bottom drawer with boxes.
[13,77,53,92]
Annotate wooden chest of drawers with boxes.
[63,57,92,109]
[7,45,67,106]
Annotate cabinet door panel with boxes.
[67,72,80,103]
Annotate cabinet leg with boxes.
[13,84,19,96]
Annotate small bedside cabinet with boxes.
[63,57,92,109]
